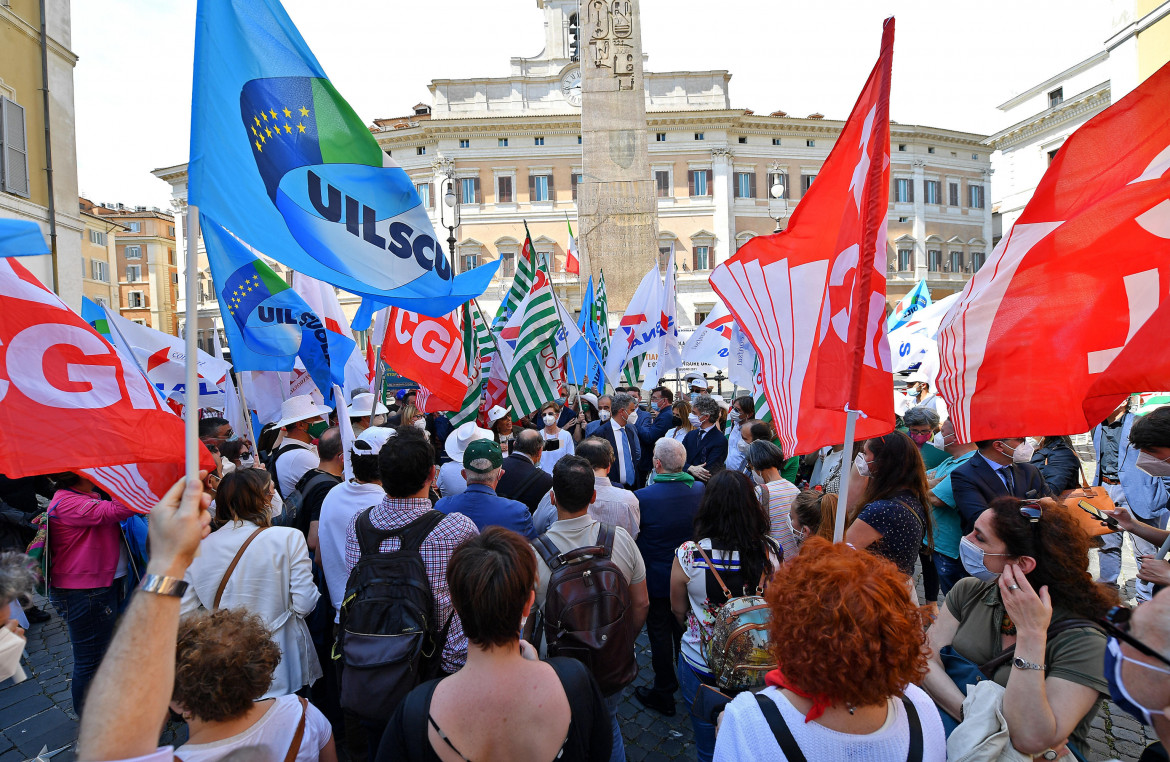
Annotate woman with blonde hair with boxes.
[663,400,695,442]
[180,468,321,698]
[789,490,840,545]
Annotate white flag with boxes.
[643,254,682,388]
[603,267,664,383]
[681,301,733,369]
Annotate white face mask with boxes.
[1136,451,1170,477]
[240,454,255,469]
[543,413,557,427]
[854,452,872,478]
[598,409,611,422]
[688,412,701,427]
[737,439,750,454]
[413,417,427,430]
[729,410,740,422]
[1003,440,1034,464]
[627,410,639,425]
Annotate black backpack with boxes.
[277,470,336,533]
[336,508,452,723]
[532,524,637,696]
[266,442,301,499]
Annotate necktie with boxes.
[1002,466,1015,494]
[619,426,633,486]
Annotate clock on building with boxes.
[560,67,582,107]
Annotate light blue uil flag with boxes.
[887,278,932,332]
[188,0,497,317]
[201,214,353,407]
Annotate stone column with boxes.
[912,158,927,279]
[980,168,993,254]
[577,0,659,311]
[170,198,188,328]
[711,147,734,267]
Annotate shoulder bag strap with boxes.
[596,523,615,558]
[214,527,267,609]
[355,506,394,557]
[754,694,808,762]
[512,467,547,500]
[759,482,770,509]
[282,696,309,762]
[398,510,446,554]
[979,617,1103,676]
[532,534,565,571]
[900,694,923,762]
[693,543,733,599]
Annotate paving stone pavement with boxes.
[0,545,1160,761]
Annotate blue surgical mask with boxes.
[1105,637,1170,725]
[958,536,1000,582]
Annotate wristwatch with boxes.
[138,574,189,597]
[1012,656,1045,671]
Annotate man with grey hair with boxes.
[435,439,535,539]
[593,392,641,489]
[632,437,705,716]
[682,395,728,482]
[584,395,615,436]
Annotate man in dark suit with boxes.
[634,386,676,488]
[633,437,704,716]
[494,429,553,513]
[949,437,1048,535]
[682,395,728,482]
[593,392,642,489]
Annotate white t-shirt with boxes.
[170,695,332,762]
[714,683,945,762]
[318,479,387,621]
[276,439,319,499]
[539,428,576,475]
[436,460,468,498]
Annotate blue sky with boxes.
[72,0,1112,208]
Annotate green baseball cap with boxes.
[463,439,503,473]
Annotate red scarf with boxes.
[765,669,832,723]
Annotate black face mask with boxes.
[672,414,683,427]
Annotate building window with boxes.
[927,250,942,272]
[126,222,141,233]
[168,248,175,265]
[459,139,470,148]
[577,135,582,144]
[894,178,913,203]
[656,132,666,142]
[898,216,909,223]
[695,310,710,324]
[772,138,781,146]
[0,97,31,198]
[968,184,985,209]
[571,173,584,200]
[654,170,671,198]
[415,182,433,208]
[498,138,508,147]
[532,137,544,146]
[88,260,107,282]
[949,250,964,273]
[416,146,427,156]
[125,245,142,260]
[459,177,480,204]
[924,180,940,205]
[168,225,175,237]
[971,251,986,272]
[461,248,480,271]
[132,319,146,326]
[971,153,979,160]
[688,169,711,197]
[898,144,907,152]
[89,229,107,245]
[737,136,747,144]
[529,174,552,202]
[734,171,756,199]
[927,146,935,154]
[497,176,513,204]
[499,250,516,277]
[94,296,108,308]
[126,264,142,281]
[693,245,711,271]
[128,291,145,308]
[801,173,816,194]
[1048,87,1063,108]
[767,172,789,198]
[897,249,912,272]
[694,133,704,141]
[948,182,959,206]
[1047,148,1059,165]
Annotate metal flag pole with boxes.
[369,348,384,421]
[184,205,202,482]
[552,285,613,393]
[832,409,861,543]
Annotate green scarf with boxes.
[651,471,695,486]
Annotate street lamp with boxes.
[440,176,461,272]
[768,180,788,233]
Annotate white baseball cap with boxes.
[275,394,333,428]
[444,421,495,462]
[346,393,389,419]
[352,426,396,457]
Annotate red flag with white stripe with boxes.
[938,60,1170,441]
[710,19,896,456]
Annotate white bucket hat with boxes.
[581,392,599,408]
[275,394,333,428]
[444,421,495,463]
[486,405,510,425]
[347,392,389,419]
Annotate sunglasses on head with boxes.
[1100,605,1170,668]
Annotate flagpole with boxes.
[369,348,383,421]
[549,285,612,393]
[184,205,201,482]
[832,409,860,543]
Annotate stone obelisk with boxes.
[577,0,659,311]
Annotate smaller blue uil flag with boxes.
[887,279,932,332]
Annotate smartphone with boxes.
[691,684,733,724]
[1079,500,1119,529]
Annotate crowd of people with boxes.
[4,380,1170,762]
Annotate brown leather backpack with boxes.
[533,523,638,696]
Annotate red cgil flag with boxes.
[938,59,1170,441]
[0,257,216,512]
[710,19,896,456]
[380,307,469,410]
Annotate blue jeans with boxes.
[677,655,716,762]
[604,689,626,762]
[934,552,968,597]
[50,582,125,714]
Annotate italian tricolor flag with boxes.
[565,216,580,275]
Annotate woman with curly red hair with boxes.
[714,537,946,761]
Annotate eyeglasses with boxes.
[1099,606,1170,668]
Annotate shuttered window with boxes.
[0,98,30,198]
